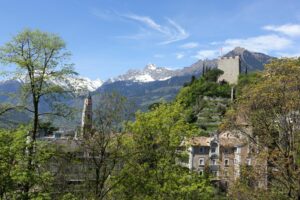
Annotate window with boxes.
[199,158,205,166]
[211,159,217,165]
[224,159,229,166]
[234,147,241,154]
[199,147,204,153]
[199,170,204,176]
[211,147,216,153]
[246,158,251,166]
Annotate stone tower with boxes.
[81,93,93,138]
[217,56,241,85]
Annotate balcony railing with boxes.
[209,164,220,171]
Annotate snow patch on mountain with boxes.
[58,77,103,92]
[109,64,176,83]
[2,76,103,92]
[146,63,157,70]
[159,76,171,81]
[134,74,155,82]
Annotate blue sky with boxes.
[1,0,300,80]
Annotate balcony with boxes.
[209,164,220,171]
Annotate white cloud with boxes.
[180,42,199,49]
[275,52,300,58]
[198,24,297,57]
[263,24,300,37]
[193,50,219,60]
[175,53,184,59]
[125,14,162,32]
[124,14,189,44]
[222,34,292,53]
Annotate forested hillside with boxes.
[175,69,231,136]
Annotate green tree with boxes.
[114,102,213,199]
[0,29,77,199]
[235,72,261,97]
[176,68,230,107]
[176,68,231,136]
[0,126,56,199]
[225,58,300,199]
[80,93,132,199]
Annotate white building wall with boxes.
[188,146,194,170]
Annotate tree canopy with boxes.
[113,102,213,199]
[0,29,77,199]
[224,58,300,199]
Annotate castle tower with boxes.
[217,56,241,85]
[81,93,93,138]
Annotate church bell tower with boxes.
[81,93,93,138]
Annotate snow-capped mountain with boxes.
[109,64,176,83]
[2,76,103,93]
[52,77,103,92]
[107,61,217,84]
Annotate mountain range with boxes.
[0,47,275,127]
[96,47,273,110]
[94,47,273,86]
